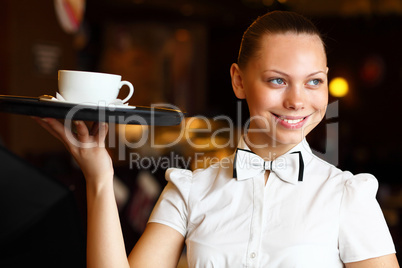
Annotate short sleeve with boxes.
[339,173,396,263]
[148,168,193,237]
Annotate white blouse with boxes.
[148,138,395,267]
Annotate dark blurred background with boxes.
[0,0,401,266]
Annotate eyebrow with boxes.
[264,70,327,77]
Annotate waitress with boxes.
[35,10,398,268]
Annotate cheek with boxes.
[246,85,278,111]
[247,94,277,117]
[310,91,328,115]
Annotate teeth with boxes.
[281,118,303,124]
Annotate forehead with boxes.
[249,33,327,73]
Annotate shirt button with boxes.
[250,252,257,258]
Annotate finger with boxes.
[90,121,100,136]
[89,121,108,145]
[97,122,109,145]
[73,120,90,142]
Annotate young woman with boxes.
[34,11,399,268]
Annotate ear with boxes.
[230,63,246,99]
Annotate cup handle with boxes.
[119,81,134,104]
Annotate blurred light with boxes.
[277,0,288,3]
[360,55,385,86]
[329,77,349,97]
[175,29,191,42]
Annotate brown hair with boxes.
[238,11,325,68]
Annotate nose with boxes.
[284,86,305,111]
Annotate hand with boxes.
[33,117,114,186]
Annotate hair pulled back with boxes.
[238,11,324,68]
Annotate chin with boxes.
[269,131,306,147]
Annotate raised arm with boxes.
[33,118,185,268]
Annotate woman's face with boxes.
[231,33,328,148]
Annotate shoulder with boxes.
[165,155,234,191]
[165,167,193,182]
[193,155,234,183]
[341,172,380,202]
[304,152,349,183]
[343,172,378,187]
[308,153,381,208]
[163,168,193,192]
[305,152,379,192]
[165,154,232,182]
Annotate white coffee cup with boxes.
[58,70,134,104]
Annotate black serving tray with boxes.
[0,95,184,126]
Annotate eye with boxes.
[306,79,323,86]
[269,78,285,85]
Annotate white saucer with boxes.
[39,97,136,109]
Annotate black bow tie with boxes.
[233,149,304,184]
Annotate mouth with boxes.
[272,113,310,127]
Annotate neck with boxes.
[245,132,299,161]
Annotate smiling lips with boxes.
[272,113,309,128]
